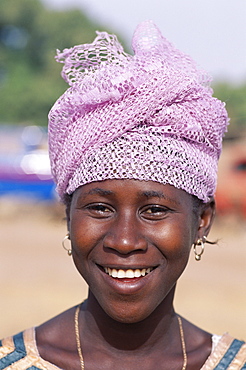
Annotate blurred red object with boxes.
[216,138,246,218]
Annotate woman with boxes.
[0,21,245,369]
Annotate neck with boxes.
[80,287,178,352]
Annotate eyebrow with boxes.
[141,190,166,199]
[82,188,113,197]
[78,187,180,206]
[85,189,174,199]
[141,190,181,206]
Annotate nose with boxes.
[103,212,148,255]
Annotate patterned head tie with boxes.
[48,20,229,202]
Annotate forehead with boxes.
[72,179,192,207]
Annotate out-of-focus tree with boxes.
[1,0,245,132]
[212,82,246,137]
[0,0,111,126]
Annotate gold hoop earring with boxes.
[193,236,206,261]
[62,232,72,256]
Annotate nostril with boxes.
[102,220,148,254]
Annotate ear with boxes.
[196,197,216,240]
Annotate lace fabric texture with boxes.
[48,20,229,201]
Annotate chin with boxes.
[110,311,144,324]
[108,312,147,324]
[101,299,159,324]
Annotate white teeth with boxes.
[103,267,154,279]
[125,269,134,278]
[141,269,146,276]
[111,269,118,278]
[117,269,125,278]
[134,269,141,277]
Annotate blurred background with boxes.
[0,0,245,340]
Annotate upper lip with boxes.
[96,263,158,270]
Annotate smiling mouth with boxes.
[103,267,154,279]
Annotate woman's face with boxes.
[68,179,212,323]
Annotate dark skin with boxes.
[36,179,215,370]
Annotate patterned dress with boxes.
[0,328,245,369]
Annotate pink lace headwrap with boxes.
[48,21,229,202]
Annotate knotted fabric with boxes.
[48,20,229,202]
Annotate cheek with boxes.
[70,214,101,251]
[148,219,194,259]
[69,215,106,277]
[69,219,93,269]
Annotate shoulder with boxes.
[0,306,77,370]
[181,318,246,369]
[0,329,36,369]
[201,333,246,370]
[0,331,27,364]
[0,328,60,370]
[36,306,76,350]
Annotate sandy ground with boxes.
[0,197,245,340]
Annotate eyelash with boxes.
[84,203,172,220]
[86,204,113,214]
[144,206,166,213]
[141,205,171,218]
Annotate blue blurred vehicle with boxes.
[0,125,55,201]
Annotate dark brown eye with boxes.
[141,205,171,220]
[88,205,110,212]
[145,206,165,214]
[86,203,114,217]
